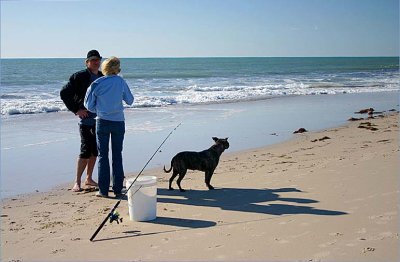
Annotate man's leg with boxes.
[84,125,98,187]
[73,158,88,192]
[73,124,90,192]
[84,156,98,186]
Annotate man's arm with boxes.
[60,72,90,118]
[60,73,81,114]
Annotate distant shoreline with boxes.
[1,56,399,59]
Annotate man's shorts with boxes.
[79,124,98,159]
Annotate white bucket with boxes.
[126,176,157,221]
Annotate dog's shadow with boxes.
[93,187,347,242]
[158,187,347,216]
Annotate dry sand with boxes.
[1,112,399,261]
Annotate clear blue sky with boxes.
[1,0,399,58]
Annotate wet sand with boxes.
[2,92,398,198]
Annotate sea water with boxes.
[1,57,399,198]
[1,57,398,115]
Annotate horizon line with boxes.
[1,55,399,59]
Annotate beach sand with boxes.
[1,112,399,261]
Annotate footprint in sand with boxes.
[34,237,44,243]
[51,248,66,254]
[378,231,395,240]
[362,247,376,254]
[329,232,343,237]
[208,244,223,249]
[162,237,170,243]
[39,221,65,230]
[71,237,81,241]
[369,214,392,224]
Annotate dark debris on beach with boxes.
[311,136,331,142]
[293,128,307,134]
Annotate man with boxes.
[60,50,103,192]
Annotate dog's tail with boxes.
[163,163,173,173]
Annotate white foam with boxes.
[1,70,399,116]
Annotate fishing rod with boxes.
[90,123,181,242]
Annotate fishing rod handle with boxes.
[90,212,111,242]
[90,201,121,242]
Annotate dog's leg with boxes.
[177,169,187,192]
[205,170,215,190]
[169,170,179,190]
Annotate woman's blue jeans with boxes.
[96,119,125,196]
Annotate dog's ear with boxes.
[212,137,219,142]
[225,137,229,141]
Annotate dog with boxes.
[163,137,229,192]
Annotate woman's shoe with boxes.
[114,193,124,199]
[95,192,109,198]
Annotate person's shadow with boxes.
[93,187,347,242]
[158,187,347,216]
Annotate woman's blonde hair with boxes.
[101,56,121,76]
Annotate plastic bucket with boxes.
[126,176,157,221]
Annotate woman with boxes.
[84,57,134,198]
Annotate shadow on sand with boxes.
[93,187,347,242]
[158,187,347,216]
[93,216,217,242]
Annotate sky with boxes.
[1,0,399,58]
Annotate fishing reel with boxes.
[109,211,123,224]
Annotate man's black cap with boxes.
[86,50,102,60]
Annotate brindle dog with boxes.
[163,137,229,192]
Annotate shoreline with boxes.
[2,91,399,198]
[2,90,399,119]
[2,104,397,202]
[1,111,398,261]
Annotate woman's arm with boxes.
[84,83,97,113]
[122,80,134,105]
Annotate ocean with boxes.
[1,57,399,198]
[1,57,399,116]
